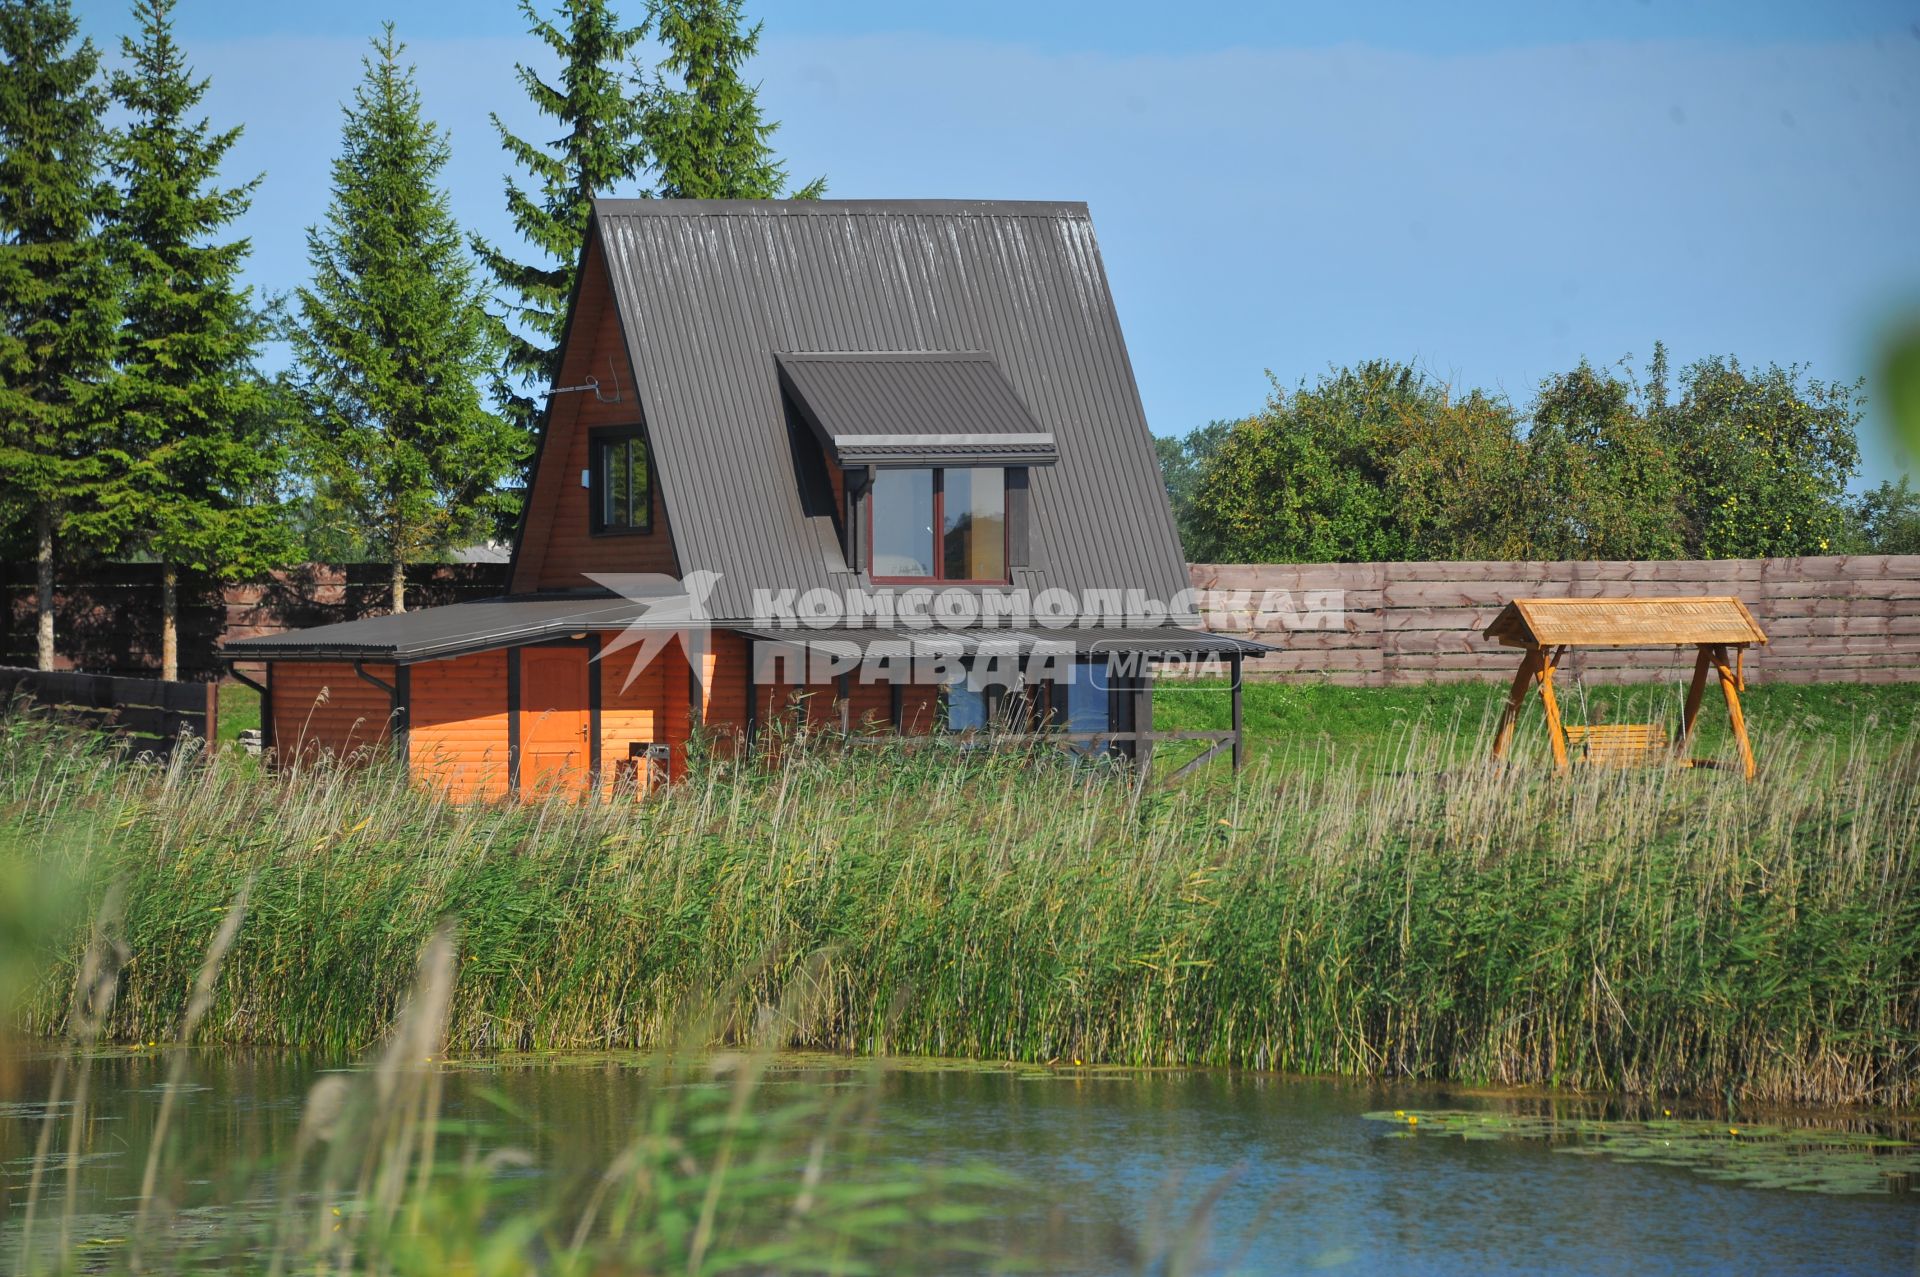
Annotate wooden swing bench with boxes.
[1483,596,1768,779]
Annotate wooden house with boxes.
[222,199,1264,798]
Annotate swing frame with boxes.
[1484,596,1768,780]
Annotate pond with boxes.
[2,1050,1913,1274]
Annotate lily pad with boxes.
[1361,1109,1920,1197]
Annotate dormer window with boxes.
[589,425,652,535]
[870,466,1007,582]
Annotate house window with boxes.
[590,426,651,534]
[869,467,1006,582]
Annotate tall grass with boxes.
[3,709,1916,1109]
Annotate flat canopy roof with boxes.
[775,351,1059,468]
[1484,596,1768,649]
[224,599,1275,666]
[741,624,1272,659]
[221,595,655,663]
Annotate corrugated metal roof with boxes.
[593,199,1195,623]
[221,596,653,663]
[776,351,1059,466]
[740,625,1272,658]
[1484,597,1769,648]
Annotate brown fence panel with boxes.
[1191,555,1920,686]
[0,665,217,758]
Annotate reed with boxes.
[3,705,1916,1110]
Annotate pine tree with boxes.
[83,0,287,680]
[290,25,519,614]
[472,0,649,442]
[0,0,119,670]
[641,0,824,200]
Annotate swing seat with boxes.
[1565,723,1668,766]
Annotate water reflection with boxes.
[1,1051,1913,1274]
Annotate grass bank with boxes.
[3,711,1917,1109]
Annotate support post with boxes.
[837,671,851,735]
[744,643,759,759]
[1676,645,1713,760]
[1710,644,1757,780]
[1539,646,1569,773]
[1229,652,1244,772]
[1491,646,1545,762]
[1134,675,1155,774]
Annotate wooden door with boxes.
[519,647,591,798]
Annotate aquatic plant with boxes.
[1,700,1916,1109]
[1364,1109,1920,1196]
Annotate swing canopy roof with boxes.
[1484,596,1768,650]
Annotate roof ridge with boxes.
[592,197,1090,218]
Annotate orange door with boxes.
[519,647,591,798]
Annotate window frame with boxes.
[866,465,1010,585]
[587,424,654,537]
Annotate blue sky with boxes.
[74,1,1920,485]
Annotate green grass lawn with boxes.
[215,681,261,743]
[1152,677,1920,772]
[215,673,1920,771]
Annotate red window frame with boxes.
[867,466,1010,585]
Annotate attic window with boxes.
[870,466,1007,582]
[590,426,652,535]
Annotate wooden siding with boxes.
[408,650,510,801]
[1190,555,1920,685]
[269,660,394,762]
[599,634,693,792]
[513,235,679,593]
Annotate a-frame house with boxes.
[223,199,1263,798]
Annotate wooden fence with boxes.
[1190,555,1920,685]
[2,562,511,679]
[0,665,217,758]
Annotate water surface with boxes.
[2,1051,1913,1274]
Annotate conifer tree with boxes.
[641,0,824,200]
[84,0,287,680]
[290,26,518,614]
[0,0,118,670]
[476,0,821,469]
[473,0,650,440]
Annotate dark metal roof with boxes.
[739,625,1272,659]
[220,595,653,663]
[775,351,1058,467]
[593,198,1195,623]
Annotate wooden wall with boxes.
[408,651,511,801]
[268,661,395,762]
[513,234,679,593]
[599,634,692,790]
[1191,555,1920,685]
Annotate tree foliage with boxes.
[641,0,824,200]
[289,27,520,613]
[473,0,650,441]
[475,0,821,490]
[0,0,119,668]
[81,0,287,676]
[1173,349,1866,564]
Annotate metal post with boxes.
[1229,652,1244,771]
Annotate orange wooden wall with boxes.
[701,628,945,738]
[408,650,511,801]
[269,661,394,763]
[599,633,692,792]
[513,234,679,593]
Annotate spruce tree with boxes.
[84,0,287,680]
[476,0,822,468]
[641,0,824,200]
[290,26,519,614]
[0,0,118,670]
[473,0,649,441]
